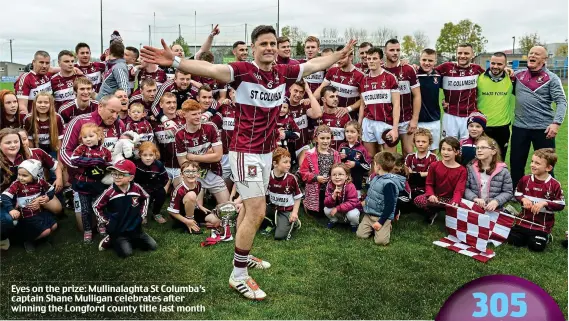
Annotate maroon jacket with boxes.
[324,181,362,213]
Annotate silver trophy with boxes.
[213,202,238,228]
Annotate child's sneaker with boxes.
[24,241,36,253]
[83,231,93,244]
[98,235,111,251]
[154,214,166,224]
[326,221,337,229]
[229,275,266,300]
[350,225,358,233]
[0,239,10,250]
[97,224,107,235]
[247,255,271,269]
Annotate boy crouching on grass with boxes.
[357,152,406,245]
[94,160,157,258]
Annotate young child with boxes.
[70,123,112,243]
[125,103,154,143]
[460,112,487,165]
[323,163,362,232]
[392,153,412,216]
[1,159,58,252]
[167,161,230,240]
[1,90,24,130]
[338,121,371,199]
[299,125,341,217]
[23,93,64,155]
[94,160,157,257]
[464,136,513,212]
[266,147,303,240]
[276,103,301,150]
[414,137,467,225]
[508,148,565,252]
[357,152,405,245]
[134,142,169,224]
[405,128,438,199]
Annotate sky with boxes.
[0,0,567,64]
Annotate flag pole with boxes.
[437,201,546,229]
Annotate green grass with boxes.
[0,87,567,320]
[0,82,14,91]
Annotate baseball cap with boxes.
[18,159,43,179]
[381,129,400,148]
[107,159,136,176]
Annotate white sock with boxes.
[232,267,248,280]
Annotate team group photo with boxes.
[0,0,567,319]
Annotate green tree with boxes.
[401,35,418,56]
[295,41,304,56]
[556,43,568,57]
[172,36,191,57]
[435,19,486,58]
[518,33,544,55]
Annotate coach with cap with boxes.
[510,46,567,187]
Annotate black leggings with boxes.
[510,126,556,187]
[147,188,167,216]
[78,194,96,232]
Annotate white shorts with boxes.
[362,118,392,144]
[418,120,442,151]
[197,170,228,194]
[229,151,272,200]
[166,167,181,180]
[398,121,410,135]
[442,114,469,140]
[295,145,310,157]
[220,154,232,180]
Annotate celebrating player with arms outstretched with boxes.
[141,25,355,301]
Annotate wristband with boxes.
[346,106,353,112]
[172,56,181,69]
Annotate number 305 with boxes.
[472,292,527,318]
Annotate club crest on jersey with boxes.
[336,119,341,127]
[398,72,404,80]
[192,138,199,145]
[340,76,346,82]
[355,153,360,160]
[132,196,139,207]
[537,76,544,83]
[381,80,386,89]
[348,77,354,85]
[247,165,257,178]
[202,134,208,142]
[433,77,439,84]
[284,186,290,194]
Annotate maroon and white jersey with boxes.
[137,68,167,88]
[58,99,99,124]
[75,62,106,92]
[514,174,565,233]
[227,61,304,154]
[128,89,154,115]
[150,116,185,168]
[405,151,438,173]
[168,181,202,215]
[125,118,154,142]
[50,73,79,110]
[355,62,369,75]
[23,114,65,152]
[192,75,226,97]
[324,66,365,108]
[360,70,400,124]
[297,58,324,92]
[211,103,236,155]
[436,62,485,117]
[287,102,312,151]
[383,63,420,122]
[174,123,222,175]
[276,114,301,147]
[151,79,196,118]
[267,171,303,212]
[29,147,58,174]
[317,111,351,150]
[71,144,113,183]
[14,71,53,111]
[2,179,54,218]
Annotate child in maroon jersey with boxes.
[265,148,302,240]
[125,103,154,143]
[134,142,169,224]
[0,90,24,130]
[23,93,64,156]
[508,148,565,252]
[1,159,58,252]
[338,121,371,198]
[405,128,438,199]
[323,163,361,232]
[71,123,112,243]
[460,112,487,166]
[414,137,467,225]
[276,103,301,149]
[300,125,341,217]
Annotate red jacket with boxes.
[299,147,341,212]
[323,181,362,213]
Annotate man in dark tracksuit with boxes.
[93,160,157,257]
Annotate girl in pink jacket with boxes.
[323,163,362,232]
[299,125,341,217]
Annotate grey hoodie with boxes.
[96,58,130,100]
